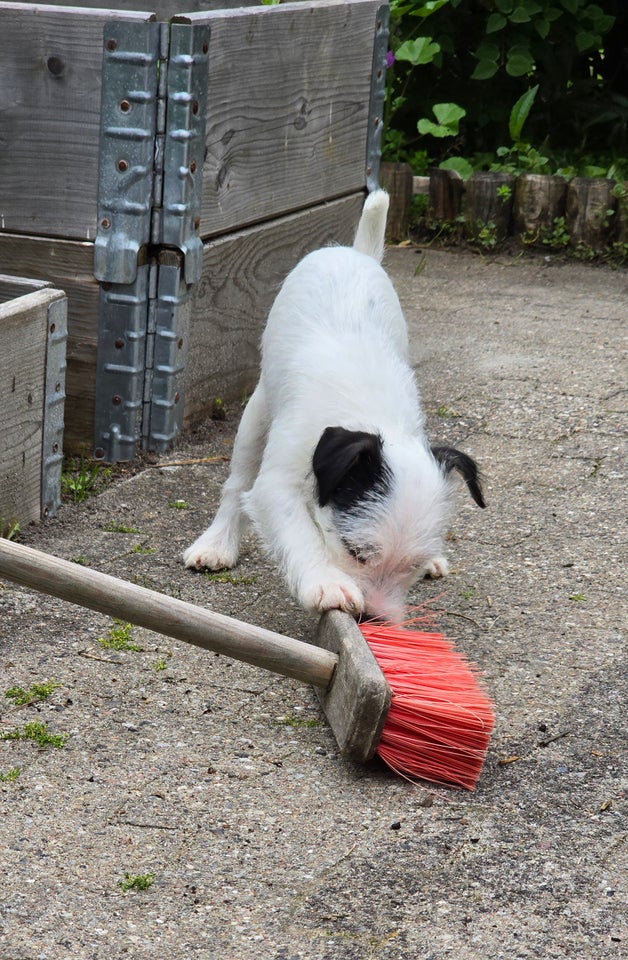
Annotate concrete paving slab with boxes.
[1,247,626,960]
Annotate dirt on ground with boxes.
[0,246,626,959]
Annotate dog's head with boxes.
[312,426,485,621]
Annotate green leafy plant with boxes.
[1,721,68,749]
[383,0,624,168]
[0,767,22,782]
[118,873,156,892]
[5,680,62,706]
[418,102,466,139]
[62,459,110,503]
[103,521,140,534]
[541,216,571,250]
[99,619,142,652]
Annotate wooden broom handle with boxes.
[0,539,337,689]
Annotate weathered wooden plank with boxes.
[513,174,566,239]
[0,3,153,240]
[379,162,413,241]
[0,287,65,526]
[184,193,365,426]
[16,0,258,11]
[183,0,381,237]
[464,172,515,243]
[565,177,617,250]
[0,234,99,453]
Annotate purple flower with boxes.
[386,50,395,69]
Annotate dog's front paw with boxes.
[424,555,449,579]
[182,533,238,571]
[299,573,365,617]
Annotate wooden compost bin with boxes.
[0,276,68,527]
[0,0,387,460]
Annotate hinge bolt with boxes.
[117,159,129,172]
[100,218,111,230]
[112,395,122,406]
[106,39,118,52]
[190,160,197,174]
[120,100,131,113]
[115,338,125,349]
[192,100,200,115]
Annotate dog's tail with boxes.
[352,189,389,263]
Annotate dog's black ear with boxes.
[431,446,486,508]
[313,427,387,509]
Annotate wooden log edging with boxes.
[380,162,627,251]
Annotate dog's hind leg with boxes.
[183,385,269,570]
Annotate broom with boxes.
[0,539,494,789]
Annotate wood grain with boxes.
[0,287,65,524]
[0,3,152,240]
[184,193,365,426]
[186,0,380,236]
[0,539,338,689]
[0,234,99,453]
[513,174,567,238]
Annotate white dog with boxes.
[183,190,485,621]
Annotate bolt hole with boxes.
[55,382,61,392]
[106,39,117,52]
[178,339,184,349]
[52,443,59,454]
[49,323,56,334]
[112,395,122,406]
[174,393,180,404]
[190,160,197,174]
[114,338,125,349]
[192,100,199,115]
[202,41,209,54]
[120,99,131,113]
[100,218,111,230]
[94,448,105,460]
[117,159,129,172]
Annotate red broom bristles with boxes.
[359,622,496,790]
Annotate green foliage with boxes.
[62,458,111,503]
[1,721,68,749]
[384,0,626,169]
[418,102,466,138]
[99,619,142,652]
[0,767,22,782]
[119,873,156,892]
[103,521,140,534]
[5,680,62,706]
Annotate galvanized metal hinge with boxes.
[94,19,209,461]
[366,4,390,193]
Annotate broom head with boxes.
[360,621,495,790]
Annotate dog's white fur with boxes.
[183,191,483,621]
